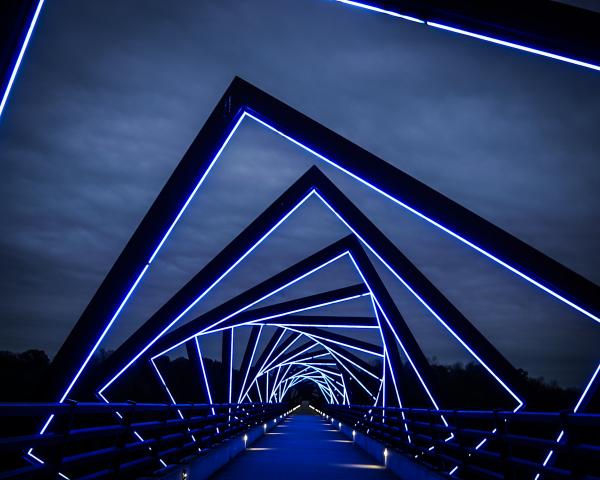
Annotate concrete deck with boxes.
[210,407,395,479]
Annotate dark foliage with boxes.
[0,351,597,414]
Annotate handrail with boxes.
[0,402,289,480]
[323,404,600,480]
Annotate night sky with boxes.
[0,0,599,388]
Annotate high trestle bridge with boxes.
[1,2,599,479]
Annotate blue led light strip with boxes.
[0,0,46,119]
[334,0,423,24]
[148,253,359,361]
[281,329,380,401]
[247,112,599,326]
[427,22,600,72]
[333,1,600,72]
[65,99,594,433]
[315,192,524,410]
[534,362,600,480]
[47,82,595,471]
[151,359,199,447]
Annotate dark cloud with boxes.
[0,0,598,387]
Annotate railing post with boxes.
[560,410,580,479]
[46,399,78,478]
[494,409,513,480]
[112,400,137,475]
[453,409,468,476]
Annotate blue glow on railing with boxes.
[0,0,46,119]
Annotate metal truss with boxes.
[37,78,600,477]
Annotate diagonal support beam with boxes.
[50,76,599,407]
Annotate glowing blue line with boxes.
[267,353,332,372]
[283,325,383,357]
[153,361,199,441]
[326,348,378,400]
[315,191,524,409]
[60,265,149,404]
[534,362,600,480]
[251,293,367,332]
[333,1,600,72]
[257,321,377,329]
[574,362,600,413]
[100,190,317,394]
[305,335,379,381]
[368,294,411,441]
[285,363,343,377]
[261,343,321,374]
[245,112,599,325]
[427,22,600,73]
[262,336,310,373]
[333,0,423,24]
[0,0,46,118]
[148,113,246,264]
[192,293,369,337]
[32,263,150,456]
[149,248,350,361]
[151,359,198,444]
[254,378,263,403]
[237,325,263,403]
[194,337,217,420]
[269,366,283,402]
[272,364,293,401]
[228,328,234,404]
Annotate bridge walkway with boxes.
[210,406,395,479]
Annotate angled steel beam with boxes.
[222,328,233,404]
[236,325,262,403]
[333,0,600,70]
[260,332,303,374]
[260,341,323,371]
[51,76,598,408]
[117,167,522,412]
[280,328,381,396]
[237,77,600,326]
[312,170,526,402]
[147,283,365,362]
[254,314,377,328]
[201,284,369,334]
[93,211,353,394]
[184,339,209,402]
[281,326,383,357]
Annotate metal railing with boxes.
[323,404,600,480]
[0,402,288,480]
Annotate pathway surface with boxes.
[210,407,395,479]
